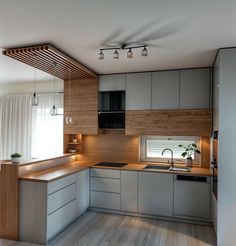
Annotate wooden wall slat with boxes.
[2,44,97,80]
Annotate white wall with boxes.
[218,48,236,246]
[0,80,64,95]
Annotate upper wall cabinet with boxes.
[180,68,211,109]
[152,71,180,109]
[126,73,151,110]
[64,79,98,135]
[99,74,126,91]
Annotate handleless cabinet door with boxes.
[126,72,151,110]
[180,68,211,109]
[138,172,173,216]
[173,178,211,219]
[99,74,126,91]
[77,169,89,217]
[213,55,220,130]
[152,71,180,109]
[121,171,138,212]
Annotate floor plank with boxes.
[49,211,216,246]
[0,211,216,246]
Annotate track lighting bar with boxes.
[98,43,148,60]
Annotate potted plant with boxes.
[178,143,201,167]
[11,153,22,164]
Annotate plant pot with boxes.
[185,158,193,167]
[11,157,21,164]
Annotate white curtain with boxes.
[31,94,63,159]
[0,94,32,160]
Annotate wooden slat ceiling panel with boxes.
[2,44,97,80]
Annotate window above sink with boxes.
[140,135,200,165]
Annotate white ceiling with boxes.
[0,0,236,83]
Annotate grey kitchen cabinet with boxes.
[213,55,220,130]
[138,172,173,217]
[99,74,126,91]
[126,72,151,110]
[173,175,211,219]
[121,171,138,212]
[180,68,211,109]
[90,168,121,210]
[19,173,78,244]
[152,70,180,109]
[77,169,89,216]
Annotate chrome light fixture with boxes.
[113,49,119,59]
[98,43,148,60]
[31,55,39,106]
[127,48,133,59]
[141,46,148,57]
[98,49,104,60]
[65,69,73,125]
[50,63,58,116]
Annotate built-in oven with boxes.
[212,130,218,200]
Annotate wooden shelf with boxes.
[67,142,80,145]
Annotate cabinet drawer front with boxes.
[90,168,120,179]
[47,183,77,215]
[47,199,77,241]
[90,191,120,210]
[48,174,76,195]
[91,177,120,193]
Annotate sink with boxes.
[143,164,171,170]
[169,166,190,172]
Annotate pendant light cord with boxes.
[68,69,71,114]
[53,63,56,106]
[33,55,36,94]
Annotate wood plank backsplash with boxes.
[78,133,139,163]
[78,133,210,168]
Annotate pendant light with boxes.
[127,48,133,59]
[31,55,39,106]
[50,63,58,116]
[141,46,148,57]
[113,49,119,59]
[65,69,73,124]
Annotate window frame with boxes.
[140,135,201,165]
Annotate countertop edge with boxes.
[19,162,212,183]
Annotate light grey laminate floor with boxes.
[0,211,216,246]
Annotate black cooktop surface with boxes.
[94,162,128,168]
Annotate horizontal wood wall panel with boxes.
[200,136,211,168]
[0,164,19,240]
[81,134,139,163]
[3,45,97,80]
[125,109,212,136]
[64,79,98,135]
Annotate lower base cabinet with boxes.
[90,168,121,210]
[19,170,89,245]
[47,199,77,239]
[77,169,89,216]
[173,175,211,219]
[138,172,174,217]
[121,171,138,212]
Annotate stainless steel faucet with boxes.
[161,148,174,168]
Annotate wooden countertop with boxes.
[19,161,211,183]
[1,153,78,167]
